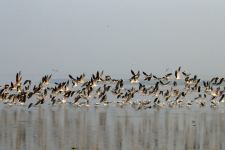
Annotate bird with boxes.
[130,70,140,83]
[0,67,224,110]
[175,66,181,80]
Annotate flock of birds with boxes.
[0,67,225,110]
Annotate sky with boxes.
[0,0,225,81]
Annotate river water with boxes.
[0,105,225,150]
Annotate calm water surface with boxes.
[0,105,225,150]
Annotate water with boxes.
[0,105,225,150]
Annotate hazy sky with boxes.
[0,0,225,80]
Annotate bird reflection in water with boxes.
[0,106,224,150]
